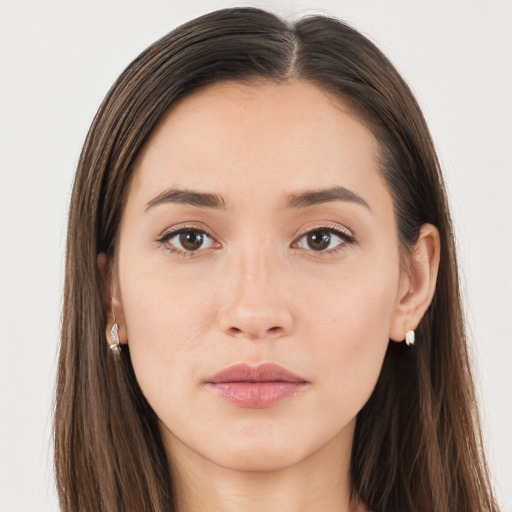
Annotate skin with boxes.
[101,80,440,512]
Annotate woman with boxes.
[54,7,500,512]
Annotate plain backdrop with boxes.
[0,1,511,510]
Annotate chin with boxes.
[204,419,332,473]
[209,440,309,473]
[163,417,315,472]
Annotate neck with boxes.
[165,421,364,512]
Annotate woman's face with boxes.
[114,80,407,472]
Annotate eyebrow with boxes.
[145,185,370,211]
[145,188,227,211]
[286,185,370,210]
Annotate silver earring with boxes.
[110,323,121,354]
[405,329,415,346]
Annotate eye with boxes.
[158,228,216,254]
[294,227,354,253]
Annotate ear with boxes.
[389,223,441,342]
[97,253,128,346]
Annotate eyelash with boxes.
[293,224,356,257]
[156,223,356,258]
[156,225,218,258]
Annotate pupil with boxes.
[307,231,330,251]
[180,231,203,251]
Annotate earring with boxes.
[405,329,415,346]
[109,323,121,354]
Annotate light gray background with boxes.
[1,1,511,510]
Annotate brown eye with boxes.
[160,228,216,254]
[306,231,331,251]
[295,228,352,253]
[179,231,204,251]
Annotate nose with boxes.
[217,250,294,341]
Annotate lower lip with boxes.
[207,382,306,408]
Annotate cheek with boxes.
[303,262,399,405]
[118,262,217,400]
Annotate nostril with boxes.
[227,325,283,339]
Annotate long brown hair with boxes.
[55,7,499,511]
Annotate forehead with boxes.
[130,79,388,210]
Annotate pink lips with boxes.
[205,363,308,408]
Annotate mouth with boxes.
[205,362,309,408]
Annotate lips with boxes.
[205,363,308,408]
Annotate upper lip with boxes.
[206,363,307,384]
